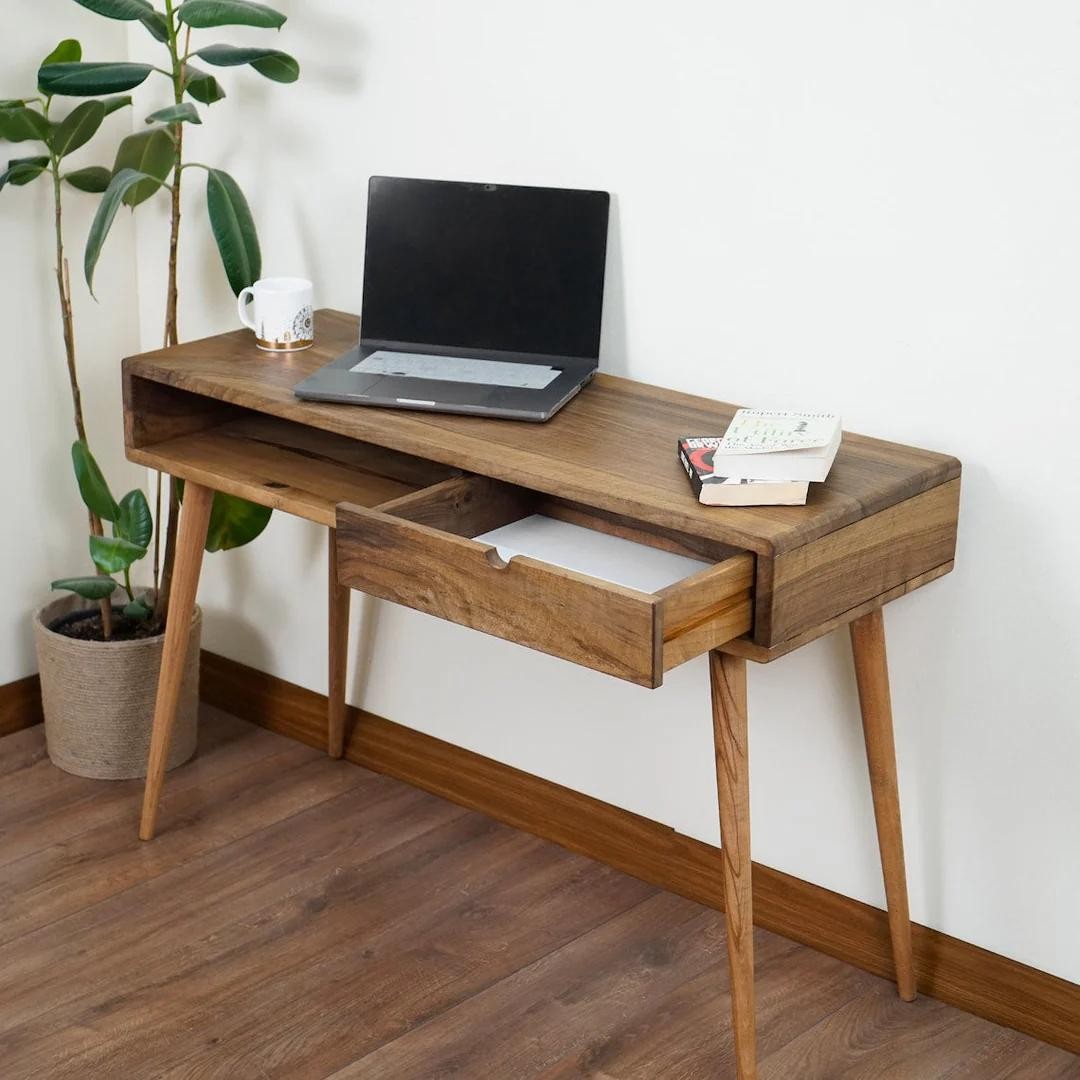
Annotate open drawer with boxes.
[335,476,753,687]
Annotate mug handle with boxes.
[237,286,257,332]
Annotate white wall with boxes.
[3,5,141,686]
[122,2,1079,982]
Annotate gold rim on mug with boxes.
[256,337,315,352]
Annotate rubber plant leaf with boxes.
[38,62,154,97]
[178,0,285,30]
[51,576,119,600]
[84,167,157,294]
[206,167,261,295]
[50,99,106,158]
[90,535,147,575]
[71,439,119,521]
[194,44,299,83]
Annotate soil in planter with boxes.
[49,606,165,643]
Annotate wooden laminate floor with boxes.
[1,708,1076,1080]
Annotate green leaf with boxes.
[51,576,119,600]
[0,157,48,191]
[183,64,226,104]
[50,99,105,158]
[206,168,261,296]
[116,488,153,548]
[0,99,28,109]
[64,165,112,192]
[41,39,82,71]
[205,493,272,552]
[145,102,201,126]
[38,62,154,97]
[71,440,119,520]
[139,10,171,41]
[84,168,156,294]
[0,105,50,142]
[111,127,175,206]
[124,599,152,619]
[90,534,147,574]
[195,44,299,83]
[101,94,133,116]
[72,0,156,19]
[178,0,285,29]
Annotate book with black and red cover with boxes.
[677,437,809,506]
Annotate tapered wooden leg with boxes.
[849,608,917,1002]
[138,482,213,841]
[327,527,350,758]
[710,650,756,1080]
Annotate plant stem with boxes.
[156,479,181,626]
[156,6,189,626]
[50,154,113,640]
[163,17,185,348]
[153,470,161,595]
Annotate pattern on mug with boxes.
[292,306,314,342]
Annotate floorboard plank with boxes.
[0,776,462,1067]
[0,724,48,779]
[758,981,1079,1079]
[146,841,656,1079]
[0,709,1073,1080]
[532,933,885,1079]
[0,710,305,872]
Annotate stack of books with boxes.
[678,410,842,507]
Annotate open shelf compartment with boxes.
[124,375,456,524]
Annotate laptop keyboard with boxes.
[351,350,561,390]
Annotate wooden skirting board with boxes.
[1,660,1076,1054]
[199,651,1079,1056]
[0,673,43,738]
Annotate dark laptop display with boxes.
[361,177,609,360]
[294,176,611,421]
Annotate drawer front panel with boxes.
[337,505,663,686]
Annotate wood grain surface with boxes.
[762,478,960,644]
[710,651,757,1079]
[123,309,960,558]
[2,708,1074,1078]
[336,501,665,686]
[721,562,954,663]
[336,494,752,686]
[850,609,917,1003]
[0,675,42,737]
[126,416,434,527]
[327,528,350,758]
[200,651,1080,1058]
[138,481,213,841]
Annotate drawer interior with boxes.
[338,475,754,686]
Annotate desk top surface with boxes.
[124,309,960,556]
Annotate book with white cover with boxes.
[711,409,842,482]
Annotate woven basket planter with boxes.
[32,593,200,780]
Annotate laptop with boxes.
[293,176,611,421]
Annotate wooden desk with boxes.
[123,310,961,1080]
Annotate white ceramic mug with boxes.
[238,276,314,352]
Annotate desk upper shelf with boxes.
[123,309,959,559]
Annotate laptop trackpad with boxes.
[361,374,505,406]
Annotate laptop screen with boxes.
[360,176,610,360]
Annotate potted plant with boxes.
[3,0,299,778]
